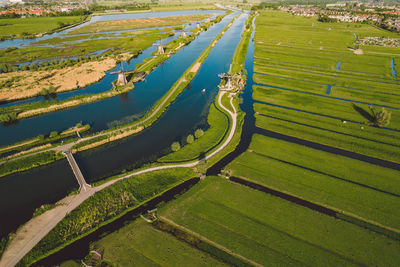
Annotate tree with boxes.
[186,134,194,144]
[195,129,204,138]
[370,106,391,127]
[49,131,58,138]
[171,142,181,152]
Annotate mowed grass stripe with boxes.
[160,179,400,266]
[92,219,228,267]
[254,62,400,88]
[253,86,400,130]
[254,101,400,154]
[248,134,400,196]
[228,134,400,230]
[254,73,400,108]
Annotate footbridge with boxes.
[63,150,90,192]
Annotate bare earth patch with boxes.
[190,62,201,73]
[0,56,132,102]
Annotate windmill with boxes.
[153,39,164,55]
[180,28,187,38]
[110,62,128,86]
[218,73,241,91]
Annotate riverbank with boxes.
[0,13,228,124]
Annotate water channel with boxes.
[0,11,247,242]
[0,10,229,147]
[32,12,254,266]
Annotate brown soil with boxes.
[0,56,131,102]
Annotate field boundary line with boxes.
[229,176,400,241]
[157,216,263,267]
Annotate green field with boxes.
[20,168,196,266]
[87,218,227,266]
[227,134,400,229]
[158,103,229,163]
[0,16,84,40]
[159,178,400,266]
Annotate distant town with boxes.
[281,1,400,32]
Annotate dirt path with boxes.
[159,216,263,267]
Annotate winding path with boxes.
[0,91,237,267]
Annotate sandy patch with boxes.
[190,62,201,73]
[0,57,122,102]
[354,49,364,55]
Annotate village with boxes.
[281,1,400,32]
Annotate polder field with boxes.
[223,9,400,265]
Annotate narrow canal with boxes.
[0,11,247,242]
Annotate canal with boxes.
[0,11,247,243]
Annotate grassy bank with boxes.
[0,123,89,158]
[0,151,64,178]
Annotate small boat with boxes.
[201,89,206,93]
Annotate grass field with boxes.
[250,10,400,164]
[159,178,400,266]
[69,14,212,35]
[227,134,400,229]
[88,218,227,266]
[20,168,196,266]
[158,103,229,163]
[0,16,84,40]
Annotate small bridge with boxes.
[63,150,90,192]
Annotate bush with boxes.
[195,129,204,138]
[49,131,58,138]
[171,142,181,152]
[186,134,194,144]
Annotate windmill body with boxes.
[110,63,128,86]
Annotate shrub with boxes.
[195,129,204,138]
[49,131,58,138]
[171,142,181,152]
[186,134,194,144]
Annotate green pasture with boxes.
[254,10,399,51]
[253,85,400,130]
[91,218,227,266]
[254,103,400,163]
[0,16,83,39]
[20,168,195,266]
[253,74,400,108]
[227,134,400,230]
[254,63,400,92]
[160,178,400,266]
